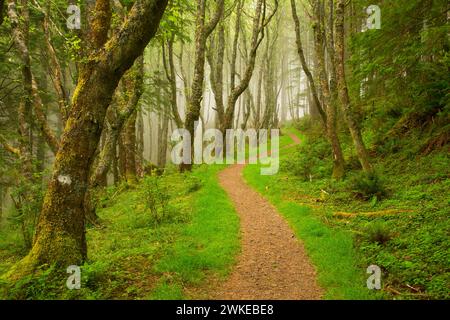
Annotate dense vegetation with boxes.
[1,165,240,299]
[246,124,448,299]
[0,0,448,300]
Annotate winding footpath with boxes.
[213,132,323,300]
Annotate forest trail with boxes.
[212,132,323,299]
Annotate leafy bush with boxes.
[0,265,62,300]
[282,136,332,181]
[293,116,314,132]
[348,171,387,201]
[185,175,203,194]
[364,221,393,245]
[142,176,173,225]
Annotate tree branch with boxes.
[204,0,225,38]
[40,2,69,124]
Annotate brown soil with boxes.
[212,132,323,300]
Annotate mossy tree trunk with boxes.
[312,1,345,180]
[335,0,372,173]
[8,0,60,155]
[136,110,144,177]
[85,54,144,222]
[9,0,168,276]
[122,110,138,183]
[182,0,224,171]
[157,108,169,167]
[7,0,33,180]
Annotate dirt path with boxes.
[213,132,323,300]
[283,131,302,148]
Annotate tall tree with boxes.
[291,0,345,179]
[335,0,372,173]
[121,110,138,182]
[313,0,345,179]
[7,0,168,277]
[207,21,226,128]
[290,0,325,123]
[221,0,278,133]
[162,35,183,128]
[182,0,224,171]
[7,0,59,155]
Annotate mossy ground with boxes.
[0,164,240,299]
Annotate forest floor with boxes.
[0,125,447,300]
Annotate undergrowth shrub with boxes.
[142,176,174,225]
[0,265,62,300]
[348,171,387,201]
[185,175,203,194]
[282,136,332,181]
[97,182,129,209]
[293,116,314,132]
[9,177,45,249]
[364,220,393,245]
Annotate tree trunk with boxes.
[290,0,326,125]
[136,110,144,177]
[0,0,5,26]
[7,0,168,277]
[122,110,137,183]
[335,0,372,173]
[91,55,144,187]
[157,109,169,167]
[222,0,278,132]
[312,1,345,180]
[207,22,225,126]
[182,0,224,171]
[254,67,263,128]
[162,35,183,128]
[8,0,60,155]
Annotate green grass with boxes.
[0,164,240,300]
[149,165,240,299]
[262,123,449,300]
[243,127,377,299]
